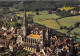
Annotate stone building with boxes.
[9,38,17,52]
[16,35,23,44]
[1,25,7,30]
[21,9,28,37]
[9,26,14,32]
[24,27,50,53]
[0,38,9,48]
[30,26,49,40]
[17,29,22,35]
[25,34,43,53]
[20,8,51,53]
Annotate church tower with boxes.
[45,28,49,40]
[22,9,28,37]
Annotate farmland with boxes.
[33,18,60,29]
[16,11,60,30]
[16,11,60,19]
[0,1,80,55]
[34,15,80,35]
[16,11,80,35]
[58,15,80,28]
[16,10,48,16]
[70,28,80,34]
[33,14,60,20]
[57,29,68,34]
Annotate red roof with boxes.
[28,34,40,38]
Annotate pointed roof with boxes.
[23,8,26,26]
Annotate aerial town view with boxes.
[0,0,80,56]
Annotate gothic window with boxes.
[31,39,32,43]
[29,38,30,43]
[27,38,28,42]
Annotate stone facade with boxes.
[25,34,43,53]
[16,35,23,44]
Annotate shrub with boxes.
[36,11,39,15]
[60,26,63,30]
[63,26,67,29]
[56,9,61,12]
[69,26,74,31]
[57,11,71,18]
[48,10,52,14]
[74,22,80,28]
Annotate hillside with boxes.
[0,1,79,11]
[58,15,80,28]
[0,1,80,35]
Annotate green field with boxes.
[16,12,60,19]
[16,11,80,35]
[16,11,60,29]
[58,15,80,28]
[16,14,24,17]
[34,18,60,29]
[16,10,60,18]
[77,35,80,42]
[70,28,80,34]
[33,14,60,29]
[57,29,68,34]
[16,10,48,16]
[33,14,60,20]
[57,15,80,34]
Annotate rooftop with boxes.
[27,34,40,39]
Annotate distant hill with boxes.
[0,1,79,11]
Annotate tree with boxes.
[74,22,80,28]
[6,21,15,27]
[63,26,67,29]
[13,1,24,10]
[56,9,61,12]
[69,26,74,31]
[52,5,57,11]
[27,15,33,23]
[0,21,3,27]
[48,10,53,14]
[60,26,63,30]
[36,11,39,15]
[0,7,11,14]
[57,11,71,17]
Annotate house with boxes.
[17,29,22,36]
[6,33,13,40]
[0,31,4,37]
[9,39,17,52]
[9,38,24,52]
[71,10,77,15]
[16,35,23,44]
[0,38,9,48]
[9,26,14,32]
[3,32,7,37]
[71,8,80,15]
[1,25,7,30]
[8,36,18,52]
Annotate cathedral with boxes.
[20,9,50,53]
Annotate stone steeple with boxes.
[45,28,49,40]
[22,8,28,37]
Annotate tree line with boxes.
[0,1,79,11]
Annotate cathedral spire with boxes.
[22,8,28,37]
[24,8,26,21]
[23,8,27,26]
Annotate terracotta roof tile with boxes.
[28,34,40,38]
